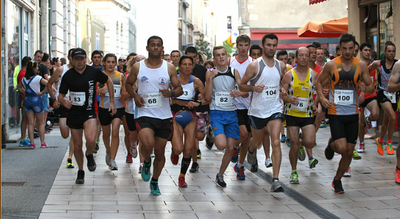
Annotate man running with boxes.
[204,46,246,187]
[240,33,286,192]
[59,48,117,184]
[47,48,76,168]
[316,34,373,194]
[229,34,253,180]
[281,47,318,184]
[371,41,397,155]
[386,60,400,185]
[125,36,182,195]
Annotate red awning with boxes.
[297,17,348,38]
[309,0,328,5]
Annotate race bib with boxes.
[292,97,309,111]
[262,85,279,99]
[179,89,194,100]
[70,92,86,106]
[142,93,162,108]
[215,92,233,106]
[334,90,354,105]
[105,85,121,97]
[384,91,396,104]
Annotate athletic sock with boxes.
[273,178,279,182]
[387,140,393,144]
[151,177,158,182]
[309,157,314,161]
[180,156,191,175]
[238,162,244,168]
[378,138,383,144]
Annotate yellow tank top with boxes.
[284,68,314,118]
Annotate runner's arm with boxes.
[126,63,144,107]
[168,64,183,97]
[233,69,249,98]
[388,61,400,93]
[239,61,260,92]
[315,61,333,109]
[360,61,374,94]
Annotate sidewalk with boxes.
[38,126,400,219]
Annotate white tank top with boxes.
[248,57,283,118]
[230,56,253,109]
[210,67,236,111]
[136,60,172,119]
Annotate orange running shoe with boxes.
[395,168,400,185]
[387,143,395,155]
[375,138,384,155]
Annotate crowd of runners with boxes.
[15,33,400,195]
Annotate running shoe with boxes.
[365,116,373,133]
[233,163,245,180]
[86,153,97,172]
[231,147,239,163]
[332,179,344,194]
[375,138,384,155]
[286,137,291,147]
[141,161,151,182]
[67,157,74,168]
[19,138,30,147]
[206,125,214,150]
[171,150,179,165]
[298,145,306,161]
[280,135,286,143]
[215,174,226,187]
[189,162,199,173]
[386,143,395,155]
[197,149,202,159]
[343,167,351,177]
[357,142,365,153]
[41,142,48,148]
[151,152,155,158]
[324,137,334,160]
[109,159,118,170]
[265,158,273,168]
[309,158,318,169]
[353,150,362,160]
[271,179,284,192]
[150,180,161,195]
[320,120,327,128]
[178,176,187,188]
[138,163,143,174]
[290,171,299,184]
[247,148,256,165]
[105,153,111,166]
[251,158,259,172]
[126,154,133,163]
[30,143,36,148]
[395,168,400,185]
[75,170,85,184]
[130,145,138,158]
[92,142,99,153]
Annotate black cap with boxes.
[71,48,87,58]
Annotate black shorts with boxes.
[124,112,136,131]
[327,114,359,144]
[249,113,285,130]
[359,96,377,108]
[377,89,397,110]
[54,105,69,118]
[98,107,124,126]
[236,109,251,133]
[135,116,172,140]
[67,110,96,129]
[285,115,315,128]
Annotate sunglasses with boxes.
[118,59,126,62]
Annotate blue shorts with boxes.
[173,111,196,129]
[209,110,240,139]
[41,93,49,111]
[24,96,44,114]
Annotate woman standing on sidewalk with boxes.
[18,61,48,148]
[98,53,125,170]
[170,56,208,187]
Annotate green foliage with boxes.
[195,39,212,59]
[222,41,237,58]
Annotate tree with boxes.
[195,38,212,59]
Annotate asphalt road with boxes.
[2,129,69,219]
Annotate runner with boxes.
[371,41,397,155]
[171,55,207,187]
[240,33,287,192]
[171,50,181,70]
[98,53,125,170]
[125,36,183,195]
[315,34,373,194]
[249,45,262,60]
[386,60,400,185]
[91,50,104,153]
[58,48,116,184]
[281,47,318,184]
[47,48,76,168]
[229,35,253,180]
[204,46,246,187]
